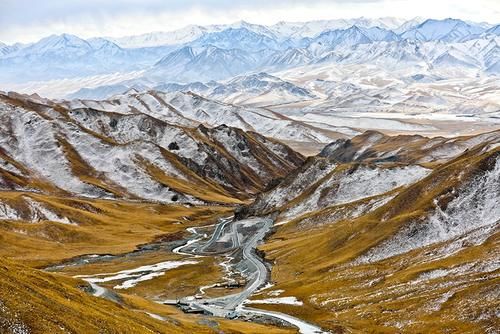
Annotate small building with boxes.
[225,311,238,319]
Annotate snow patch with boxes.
[284,165,430,220]
[75,260,198,289]
[358,157,500,263]
[25,197,74,225]
[0,203,19,220]
[245,296,303,306]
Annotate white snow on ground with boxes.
[0,105,100,196]
[88,282,107,297]
[254,282,274,293]
[245,296,303,306]
[74,91,337,144]
[428,291,455,312]
[410,260,499,285]
[0,197,74,224]
[432,223,498,260]
[274,220,292,226]
[412,263,476,283]
[24,197,74,225]
[0,157,23,175]
[67,108,209,166]
[339,111,500,123]
[0,101,214,203]
[114,272,165,289]
[285,194,394,228]
[352,132,385,159]
[291,113,435,132]
[275,62,500,122]
[284,165,430,220]
[0,203,19,220]
[59,120,202,203]
[239,306,327,334]
[144,312,168,321]
[75,260,198,289]
[332,166,429,204]
[7,71,145,99]
[0,301,31,334]
[137,93,195,127]
[259,160,338,211]
[358,157,500,263]
[415,132,500,164]
[266,289,284,296]
[210,127,266,177]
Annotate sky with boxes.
[1,0,499,44]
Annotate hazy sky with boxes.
[1,0,499,44]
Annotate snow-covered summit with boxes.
[400,18,486,42]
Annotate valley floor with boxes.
[0,196,298,333]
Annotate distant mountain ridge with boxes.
[0,17,499,97]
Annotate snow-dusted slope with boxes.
[259,141,499,333]
[272,54,500,127]
[65,72,318,107]
[400,18,485,42]
[244,129,500,222]
[109,21,278,48]
[110,25,210,48]
[0,92,304,203]
[319,130,500,163]
[148,45,258,82]
[311,26,372,50]
[281,164,430,221]
[269,17,410,39]
[264,48,313,69]
[0,42,20,56]
[190,27,282,52]
[359,154,500,263]
[66,90,340,144]
[205,72,316,106]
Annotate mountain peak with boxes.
[486,24,500,35]
[401,18,485,42]
[348,25,363,32]
[155,45,196,67]
[87,37,122,50]
[46,33,87,44]
[313,25,372,48]
[233,20,252,26]
[19,33,92,56]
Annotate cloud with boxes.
[0,0,498,44]
[0,0,368,24]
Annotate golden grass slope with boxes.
[0,191,296,333]
[253,146,500,333]
[0,191,233,267]
[0,257,294,334]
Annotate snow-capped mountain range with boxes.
[1,17,499,105]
